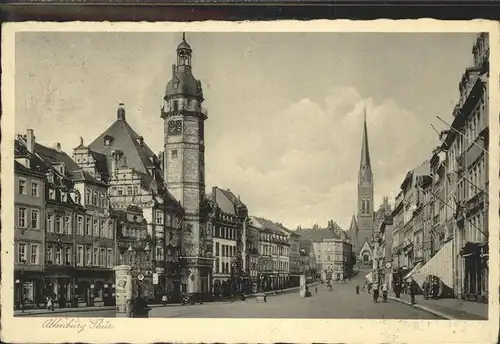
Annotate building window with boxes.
[77,216,84,235]
[55,248,62,265]
[61,192,67,203]
[31,181,40,197]
[92,191,98,205]
[100,220,105,237]
[117,187,123,196]
[46,246,53,264]
[49,189,56,200]
[133,186,139,195]
[18,178,27,195]
[18,243,27,263]
[171,150,178,159]
[93,218,99,236]
[47,214,54,233]
[86,189,91,204]
[65,216,71,234]
[17,207,27,228]
[215,242,220,256]
[77,246,84,266]
[100,249,105,267]
[101,193,106,208]
[127,186,133,195]
[31,209,40,230]
[93,248,99,266]
[86,246,92,266]
[156,211,164,224]
[107,249,113,267]
[65,247,71,265]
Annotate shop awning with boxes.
[365,272,373,283]
[413,239,454,288]
[403,262,423,281]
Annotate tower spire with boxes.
[360,106,371,169]
[182,32,186,42]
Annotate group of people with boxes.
[356,281,389,303]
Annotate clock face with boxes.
[168,120,182,136]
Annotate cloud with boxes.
[207,86,437,229]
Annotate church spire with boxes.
[360,106,371,169]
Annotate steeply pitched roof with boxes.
[295,228,340,243]
[360,107,372,170]
[348,215,358,232]
[88,117,158,176]
[34,143,101,183]
[207,187,248,216]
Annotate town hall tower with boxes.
[161,33,212,298]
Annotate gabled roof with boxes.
[88,117,158,176]
[207,187,248,216]
[34,143,102,184]
[295,228,340,243]
[360,239,373,253]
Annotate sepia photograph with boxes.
[1,21,498,344]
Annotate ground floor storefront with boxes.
[43,267,115,308]
[460,242,488,303]
[14,271,45,310]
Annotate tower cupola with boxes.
[164,32,203,100]
[177,32,192,67]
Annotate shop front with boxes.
[14,271,45,310]
[460,241,488,303]
[74,268,114,307]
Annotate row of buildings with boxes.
[14,126,353,306]
[372,33,489,303]
[13,33,353,309]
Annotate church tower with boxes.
[356,107,374,254]
[161,33,211,297]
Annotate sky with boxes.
[15,31,478,230]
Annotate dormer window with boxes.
[49,189,56,200]
[61,192,67,203]
[136,137,144,146]
[173,79,179,89]
[47,172,54,183]
[53,163,65,175]
[104,135,114,147]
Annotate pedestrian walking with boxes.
[432,277,440,299]
[372,282,379,303]
[367,283,372,294]
[409,278,417,305]
[356,285,360,295]
[382,282,388,302]
[423,280,429,300]
[46,296,54,311]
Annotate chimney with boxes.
[55,142,61,152]
[172,64,176,77]
[212,186,217,202]
[117,103,126,121]
[26,129,35,154]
